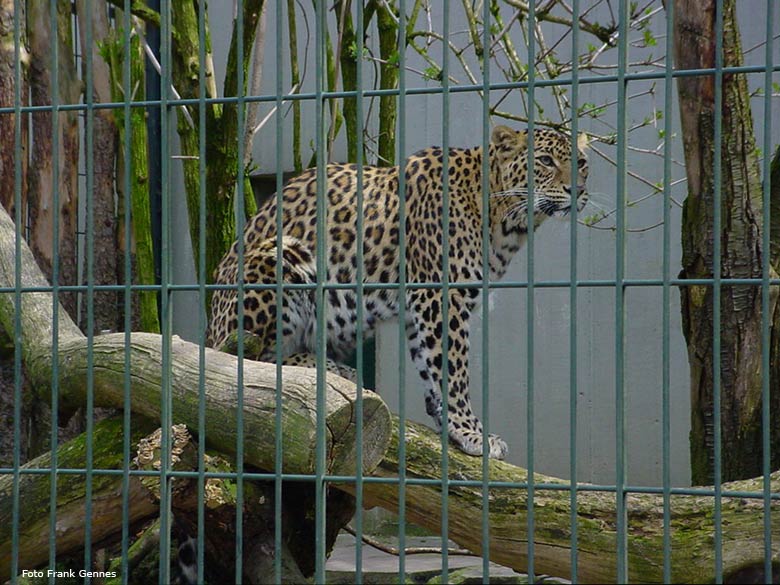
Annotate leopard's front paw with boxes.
[449,427,508,460]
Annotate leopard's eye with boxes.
[538,155,555,167]
[577,157,587,169]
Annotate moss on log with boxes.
[24,331,389,477]
[0,417,160,577]
[339,419,779,584]
[2,168,777,582]
[0,203,391,479]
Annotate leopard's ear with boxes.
[577,132,590,151]
[491,125,526,160]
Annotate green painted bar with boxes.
[158,1,173,581]
[82,1,96,579]
[274,2,285,583]
[313,2,328,582]
[615,0,629,581]
[47,0,63,580]
[354,1,366,581]
[396,1,409,581]
[568,0,581,581]
[761,1,775,581]
[121,2,134,583]
[10,1,24,581]
[662,1,675,583]
[480,0,493,580]
[526,1,538,580]
[712,1,725,582]
[196,1,209,582]
[233,2,247,581]
[440,3,451,581]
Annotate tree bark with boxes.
[171,0,260,289]
[286,0,303,173]
[336,0,360,163]
[342,419,780,585]
[2,190,779,582]
[0,417,161,577]
[77,0,119,334]
[673,0,778,483]
[0,0,28,221]
[0,203,391,479]
[375,1,398,166]
[103,15,160,334]
[26,0,80,321]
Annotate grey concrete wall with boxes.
[170,2,780,488]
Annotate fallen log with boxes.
[0,417,159,576]
[340,419,780,584]
[1,186,778,584]
[0,194,392,581]
[0,203,392,479]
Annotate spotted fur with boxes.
[208,126,589,459]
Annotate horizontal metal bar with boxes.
[2,62,778,117]
[5,277,780,296]
[2,467,777,500]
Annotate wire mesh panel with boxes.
[0,1,778,584]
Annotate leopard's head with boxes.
[489,125,589,229]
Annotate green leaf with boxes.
[423,65,443,82]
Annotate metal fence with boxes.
[1,0,778,583]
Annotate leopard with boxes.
[207,125,589,460]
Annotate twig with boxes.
[250,84,300,139]
[134,25,195,129]
[243,0,269,168]
[343,524,475,557]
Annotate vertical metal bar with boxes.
[158,0,173,580]
[615,0,629,581]
[712,0,724,581]
[526,1,537,580]
[121,2,134,583]
[439,3,451,581]
[661,1,675,582]
[146,0,163,285]
[48,0,62,579]
[396,1,409,581]
[314,1,328,581]
[480,0,492,577]
[234,1,247,580]
[353,1,365,581]
[82,1,96,577]
[274,2,285,584]
[760,1,775,581]
[10,0,23,579]
[568,1,581,581]
[197,0,209,581]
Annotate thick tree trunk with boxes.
[336,0,360,163]
[103,19,160,334]
[0,199,390,581]
[0,0,28,220]
[2,189,778,582]
[0,203,391,479]
[77,1,119,334]
[26,0,80,321]
[673,0,777,483]
[376,2,398,166]
[171,0,259,289]
[286,0,303,173]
